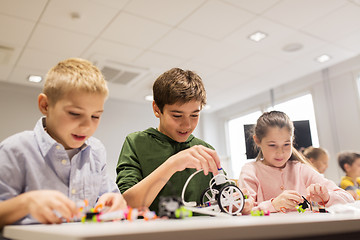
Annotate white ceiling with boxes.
[1,0,360,112]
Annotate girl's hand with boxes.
[240,188,254,215]
[306,183,330,205]
[271,190,303,212]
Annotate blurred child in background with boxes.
[302,146,329,174]
[338,151,360,200]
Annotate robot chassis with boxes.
[181,168,246,216]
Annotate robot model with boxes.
[182,168,246,216]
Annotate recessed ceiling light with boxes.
[315,54,331,63]
[144,95,153,102]
[248,31,268,42]
[28,75,42,83]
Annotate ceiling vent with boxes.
[92,56,149,86]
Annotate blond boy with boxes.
[0,58,126,227]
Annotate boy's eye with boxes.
[173,115,182,118]
[191,114,199,118]
[92,115,100,119]
[69,112,80,116]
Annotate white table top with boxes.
[3,212,360,240]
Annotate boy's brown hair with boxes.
[153,68,206,113]
[338,151,360,172]
[43,58,108,104]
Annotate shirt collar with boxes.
[144,127,195,144]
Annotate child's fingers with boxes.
[105,194,127,212]
[49,193,77,220]
[191,146,218,175]
[306,184,315,197]
[189,149,210,175]
[288,194,302,204]
[198,146,220,174]
[199,145,221,169]
[240,188,249,196]
[35,206,62,224]
[282,190,302,203]
[313,183,322,195]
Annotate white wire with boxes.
[181,169,203,206]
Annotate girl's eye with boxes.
[191,114,199,118]
[69,112,80,116]
[173,115,182,118]
[92,115,100,119]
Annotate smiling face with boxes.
[254,126,293,168]
[153,100,201,142]
[39,91,105,149]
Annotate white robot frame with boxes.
[181,168,246,216]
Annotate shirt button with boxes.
[56,145,61,150]
[61,159,67,165]
[280,186,285,190]
[71,189,76,194]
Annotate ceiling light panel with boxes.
[248,31,268,42]
[315,54,331,63]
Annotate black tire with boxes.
[218,185,245,215]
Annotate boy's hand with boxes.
[26,190,77,224]
[271,190,303,212]
[306,183,330,204]
[96,193,127,212]
[167,145,221,175]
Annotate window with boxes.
[227,93,319,179]
[227,111,261,179]
[271,94,319,148]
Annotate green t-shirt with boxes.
[116,127,214,213]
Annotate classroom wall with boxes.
[201,54,360,183]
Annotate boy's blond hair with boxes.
[153,68,206,113]
[43,58,108,104]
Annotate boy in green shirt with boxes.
[116,68,222,214]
